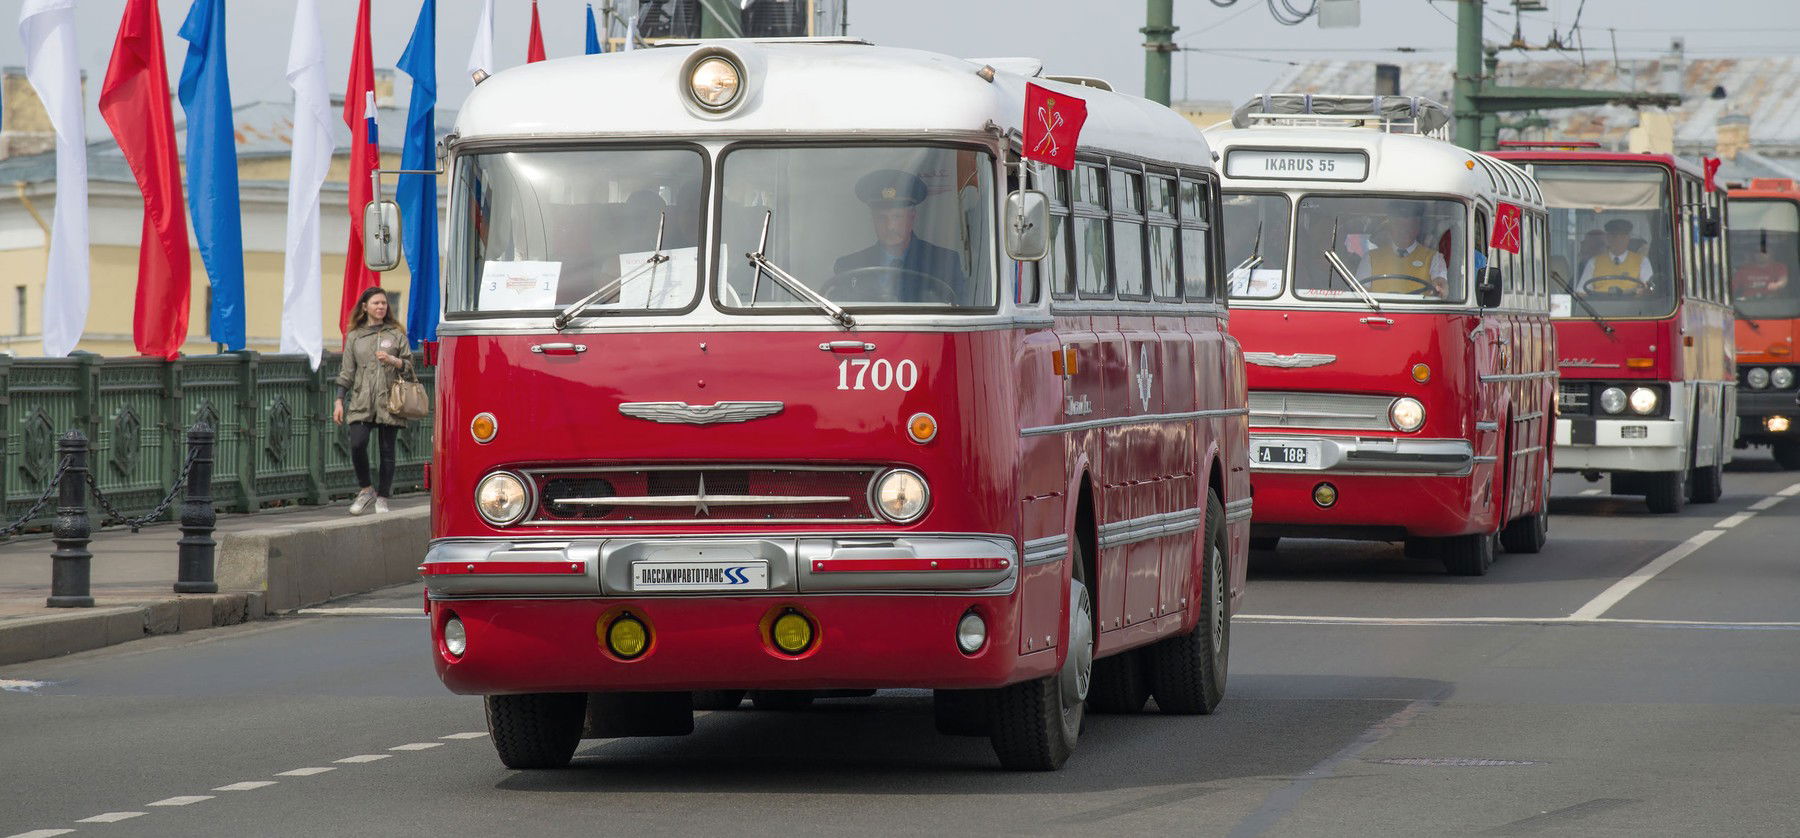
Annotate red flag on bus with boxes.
[1703,156,1721,193]
[1022,83,1086,171]
[1491,201,1522,254]
[527,0,546,63]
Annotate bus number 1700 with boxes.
[836,358,919,392]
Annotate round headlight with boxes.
[1599,386,1627,414]
[871,469,929,523]
[1629,387,1659,415]
[689,56,742,110]
[1747,367,1770,389]
[955,611,987,654]
[1389,397,1426,432]
[443,615,467,658]
[475,471,530,526]
[1773,367,1795,389]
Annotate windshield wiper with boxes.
[553,211,669,330]
[1322,250,1382,312]
[743,210,855,329]
[1547,270,1615,337]
[1230,220,1265,275]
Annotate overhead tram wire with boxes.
[1201,0,1319,26]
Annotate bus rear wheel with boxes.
[1773,440,1800,470]
[1087,648,1150,714]
[485,693,586,769]
[988,577,1092,770]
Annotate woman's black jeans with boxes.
[347,422,399,497]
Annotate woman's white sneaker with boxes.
[374,497,391,514]
[349,489,375,515]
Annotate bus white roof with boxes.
[1205,124,1544,209]
[453,40,1214,169]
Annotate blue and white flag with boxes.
[399,0,438,345]
[177,0,246,351]
[585,4,602,54]
[363,91,380,148]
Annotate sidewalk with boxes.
[0,496,430,664]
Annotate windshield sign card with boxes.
[1226,149,1369,182]
[612,246,698,309]
[1550,293,1574,317]
[479,260,561,310]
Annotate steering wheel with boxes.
[820,266,959,305]
[1585,276,1647,296]
[1362,273,1435,295]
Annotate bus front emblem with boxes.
[619,401,785,425]
[1244,352,1337,369]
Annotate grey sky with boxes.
[0,0,1795,139]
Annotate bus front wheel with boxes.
[1772,440,1800,470]
[988,577,1092,770]
[484,693,586,770]
[1645,469,1688,514]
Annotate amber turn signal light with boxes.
[470,412,498,444]
[1411,363,1431,384]
[907,412,938,444]
[1625,358,1654,369]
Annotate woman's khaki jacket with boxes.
[334,323,413,426]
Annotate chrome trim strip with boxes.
[1510,445,1544,457]
[1021,534,1068,566]
[1475,421,1500,432]
[1480,371,1559,382]
[554,494,851,507]
[1472,455,1498,463]
[1249,434,1477,476]
[1223,496,1254,523]
[1098,507,1203,549]
[1516,411,1545,422]
[1021,407,1250,437]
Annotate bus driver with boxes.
[1357,202,1448,297]
[1578,218,1654,295]
[832,169,968,303]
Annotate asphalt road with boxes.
[4,452,1800,837]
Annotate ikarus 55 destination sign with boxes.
[1225,148,1369,181]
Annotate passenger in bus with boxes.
[1732,245,1790,299]
[1356,203,1448,296]
[832,169,967,302]
[1577,218,1654,294]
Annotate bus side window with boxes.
[1475,209,1489,290]
[1111,166,1149,300]
[1073,162,1112,298]
[1147,174,1180,300]
[1040,164,1075,300]
[1530,213,1547,302]
[1178,177,1211,300]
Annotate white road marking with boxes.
[295,606,426,617]
[148,795,213,806]
[275,767,336,777]
[1578,488,1603,496]
[334,754,392,764]
[390,742,442,751]
[440,732,488,740]
[6,830,76,838]
[1749,496,1783,511]
[1239,614,1800,629]
[1714,512,1755,529]
[77,812,147,823]
[1780,482,1800,497]
[212,781,276,791]
[1567,528,1725,620]
[0,679,48,693]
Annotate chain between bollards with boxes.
[46,431,93,608]
[173,423,217,594]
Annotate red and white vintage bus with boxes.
[1726,178,1800,468]
[369,41,1250,771]
[1212,96,1557,575]
[1491,145,1735,512]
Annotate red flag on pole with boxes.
[340,0,380,335]
[527,0,547,63]
[1491,201,1522,254]
[100,0,191,359]
[1021,83,1087,171]
[1703,156,1722,193]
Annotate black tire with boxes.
[1248,536,1279,552]
[1499,456,1550,554]
[1402,538,1440,560]
[1689,457,1723,504]
[1147,491,1229,715]
[1645,469,1687,514]
[1087,648,1150,714]
[692,690,746,711]
[988,577,1092,771]
[933,689,991,737]
[750,690,815,711]
[1774,440,1800,470]
[484,693,586,770]
[1440,531,1496,576]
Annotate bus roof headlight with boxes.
[1599,386,1627,414]
[1747,368,1770,389]
[1389,397,1425,432]
[1629,387,1659,415]
[871,469,929,523]
[1772,367,1795,389]
[688,56,742,110]
[475,471,530,526]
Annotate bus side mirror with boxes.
[363,200,402,272]
[1476,266,1503,308]
[1004,190,1050,262]
[1702,208,1722,238]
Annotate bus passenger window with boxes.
[1074,163,1111,297]
[1148,176,1180,299]
[1112,169,1148,298]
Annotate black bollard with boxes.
[47,431,93,608]
[174,423,218,594]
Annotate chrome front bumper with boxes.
[1247,434,1476,476]
[421,534,1019,599]
[1553,417,1687,472]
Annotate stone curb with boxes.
[0,592,265,667]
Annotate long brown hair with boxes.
[349,286,402,332]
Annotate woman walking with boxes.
[334,286,413,514]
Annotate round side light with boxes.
[605,614,649,659]
[443,614,467,658]
[955,611,987,654]
[907,412,938,444]
[1312,482,1338,508]
[471,412,498,444]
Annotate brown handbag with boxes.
[386,365,430,420]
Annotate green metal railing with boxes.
[1,351,433,528]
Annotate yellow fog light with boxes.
[1313,482,1338,508]
[771,610,815,655]
[470,412,498,444]
[604,614,649,659]
[1411,363,1431,384]
[1769,415,1792,433]
[907,412,938,444]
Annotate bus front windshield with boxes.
[447,148,706,316]
[1728,199,1800,320]
[1222,193,1291,300]
[716,146,995,310]
[1535,163,1677,319]
[1292,195,1466,303]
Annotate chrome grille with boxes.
[1247,391,1395,431]
[524,465,880,525]
[1557,382,1592,415]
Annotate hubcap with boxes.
[1209,541,1226,655]
[1060,582,1094,711]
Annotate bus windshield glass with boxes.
[716,145,995,310]
[1534,163,1677,319]
[1728,199,1800,320]
[447,148,706,316]
[1292,195,1466,304]
[1222,192,1291,299]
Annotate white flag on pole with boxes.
[624,15,637,51]
[467,0,494,82]
[18,0,88,358]
[280,0,331,369]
